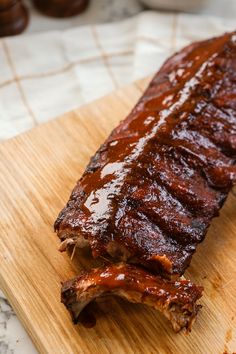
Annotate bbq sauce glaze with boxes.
[55,32,236,276]
[61,264,203,329]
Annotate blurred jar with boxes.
[139,0,207,12]
[0,0,28,37]
[32,0,89,18]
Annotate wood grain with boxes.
[0,78,236,354]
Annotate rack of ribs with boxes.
[55,30,236,331]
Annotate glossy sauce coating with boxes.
[75,263,202,303]
[55,32,236,276]
[61,263,203,331]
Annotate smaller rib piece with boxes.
[61,263,203,332]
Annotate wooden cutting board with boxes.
[0,77,236,354]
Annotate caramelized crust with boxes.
[55,31,236,277]
[61,263,203,332]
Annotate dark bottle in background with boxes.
[0,0,28,37]
[32,0,89,18]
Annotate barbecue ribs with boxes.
[55,31,236,331]
[61,263,203,332]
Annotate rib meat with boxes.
[61,263,203,332]
[56,31,236,332]
[55,31,236,277]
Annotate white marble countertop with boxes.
[0,0,235,353]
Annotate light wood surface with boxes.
[0,78,236,354]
